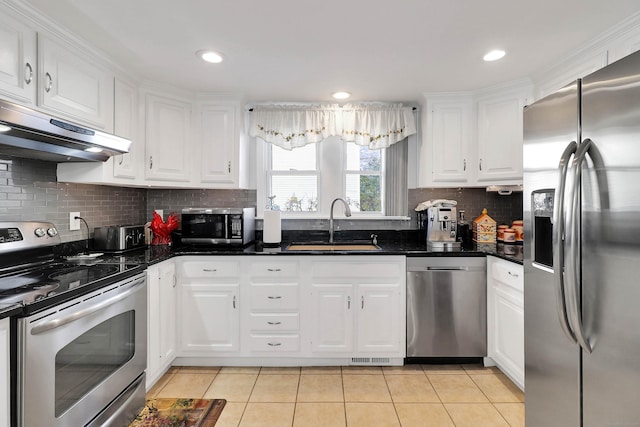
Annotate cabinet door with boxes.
[0,317,8,427]
[309,284,353,353]
[428,97,473,184]
[38,35,114,131]
[158,261,177,365]
[145,93,192,182]
[0,13,36,105]
[357,284,402,354]
[199,104,236,184]
[476,94,525,182]
[113,79,141,180]
[494,287,524,384]
[179,283,239,353]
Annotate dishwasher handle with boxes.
[425,266,469,271]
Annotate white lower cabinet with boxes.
[177,257,241,355]
[308,256,406,360]
[173,255,406,365]
[0,317,9,427]
[487,256,524,390]
[146,260,177,388]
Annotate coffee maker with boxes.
[426,204,461,250]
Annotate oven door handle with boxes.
[30,277,145,335]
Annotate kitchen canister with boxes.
[503,228,517,243]
[512,220,524,242]
[497,225,509,242]
[263,209,281,246]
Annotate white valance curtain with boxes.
[249,103,416,150]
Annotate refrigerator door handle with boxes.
[566,139,593,354]
[553,140,578,344]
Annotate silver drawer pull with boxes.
[508,271,520,277]
[267,321,281,325]
[268,342,282,346]
[203,268,217,272]
[268,296,282,299]
[267,268,281,272]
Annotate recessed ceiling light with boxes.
[332,91,351,100]
[0,124,11,132]
[197,50,224,64]
[483,50,506,62]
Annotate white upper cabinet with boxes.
[37,35,114,131]
[198,102,238,185]
[144,92,192,182]
[113,79,142,180]
[423,94,474,184]
[420,80,532,187]
[0,11,36,105]
[476,84,531,182]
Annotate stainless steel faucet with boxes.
[329,197,352,243]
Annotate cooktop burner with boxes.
[0,262,140,308]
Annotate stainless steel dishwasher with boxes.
[406,257,487,357]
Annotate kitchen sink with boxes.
[285,242,381,251]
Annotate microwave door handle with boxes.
[225,215,229,240]
[565,139,593,354]
[30,277,145,335]
[553,140,578,344]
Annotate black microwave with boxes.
[181,207,255,245]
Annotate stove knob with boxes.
[34,228,46,237]
[47,227,58,237]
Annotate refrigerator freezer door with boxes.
[523,81,581,427]
[581,51,640,427]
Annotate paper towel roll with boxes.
[263,210,281,244]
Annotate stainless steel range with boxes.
[0,221,147,427]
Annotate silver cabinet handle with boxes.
[268,342,282,346]
[45,72,53,92]
[553,140,578,345]
[479,158,483,171]
[227,161,231,174]
[347,296,351,309]
[232,295,236,309]
[24,62,33,84]
[507,271,519,278]
[361,296,364,309]
[463,158,466,171]
[267,268,281,272]
[267,321,281,325]
[268,295,282,300]
[118,154,125,165]
[149,156,153,169]
[203,268,217,272]
[172,276,176,288]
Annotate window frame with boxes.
[343,144,385,216]
[256,136,387,219]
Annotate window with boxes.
[258,136,386,217]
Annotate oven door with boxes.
[18,273,147,427]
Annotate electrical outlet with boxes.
[70,212,80,231]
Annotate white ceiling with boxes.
[21,0,640,103]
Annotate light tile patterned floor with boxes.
[146,364,524,427]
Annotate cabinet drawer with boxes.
[248,261,298,278]
[491,259,523,292]
[250,284,299,310]
[180,260,240,278]
[249,334,300,352]
[311,261,401,278]
[249,313,299,331]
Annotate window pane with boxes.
[346,144,381,172]
[271,175,318,212]
[345,174,381,212]
[272,144,317,171]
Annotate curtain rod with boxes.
[247,106,417,112]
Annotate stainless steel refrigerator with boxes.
[524,50,640,427]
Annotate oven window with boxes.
[55,311,135,416]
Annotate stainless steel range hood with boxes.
[0,98,131,162]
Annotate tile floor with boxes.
[146,364,524,427]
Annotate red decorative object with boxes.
[150,212,179,245]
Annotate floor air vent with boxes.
[350,357,391,365]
